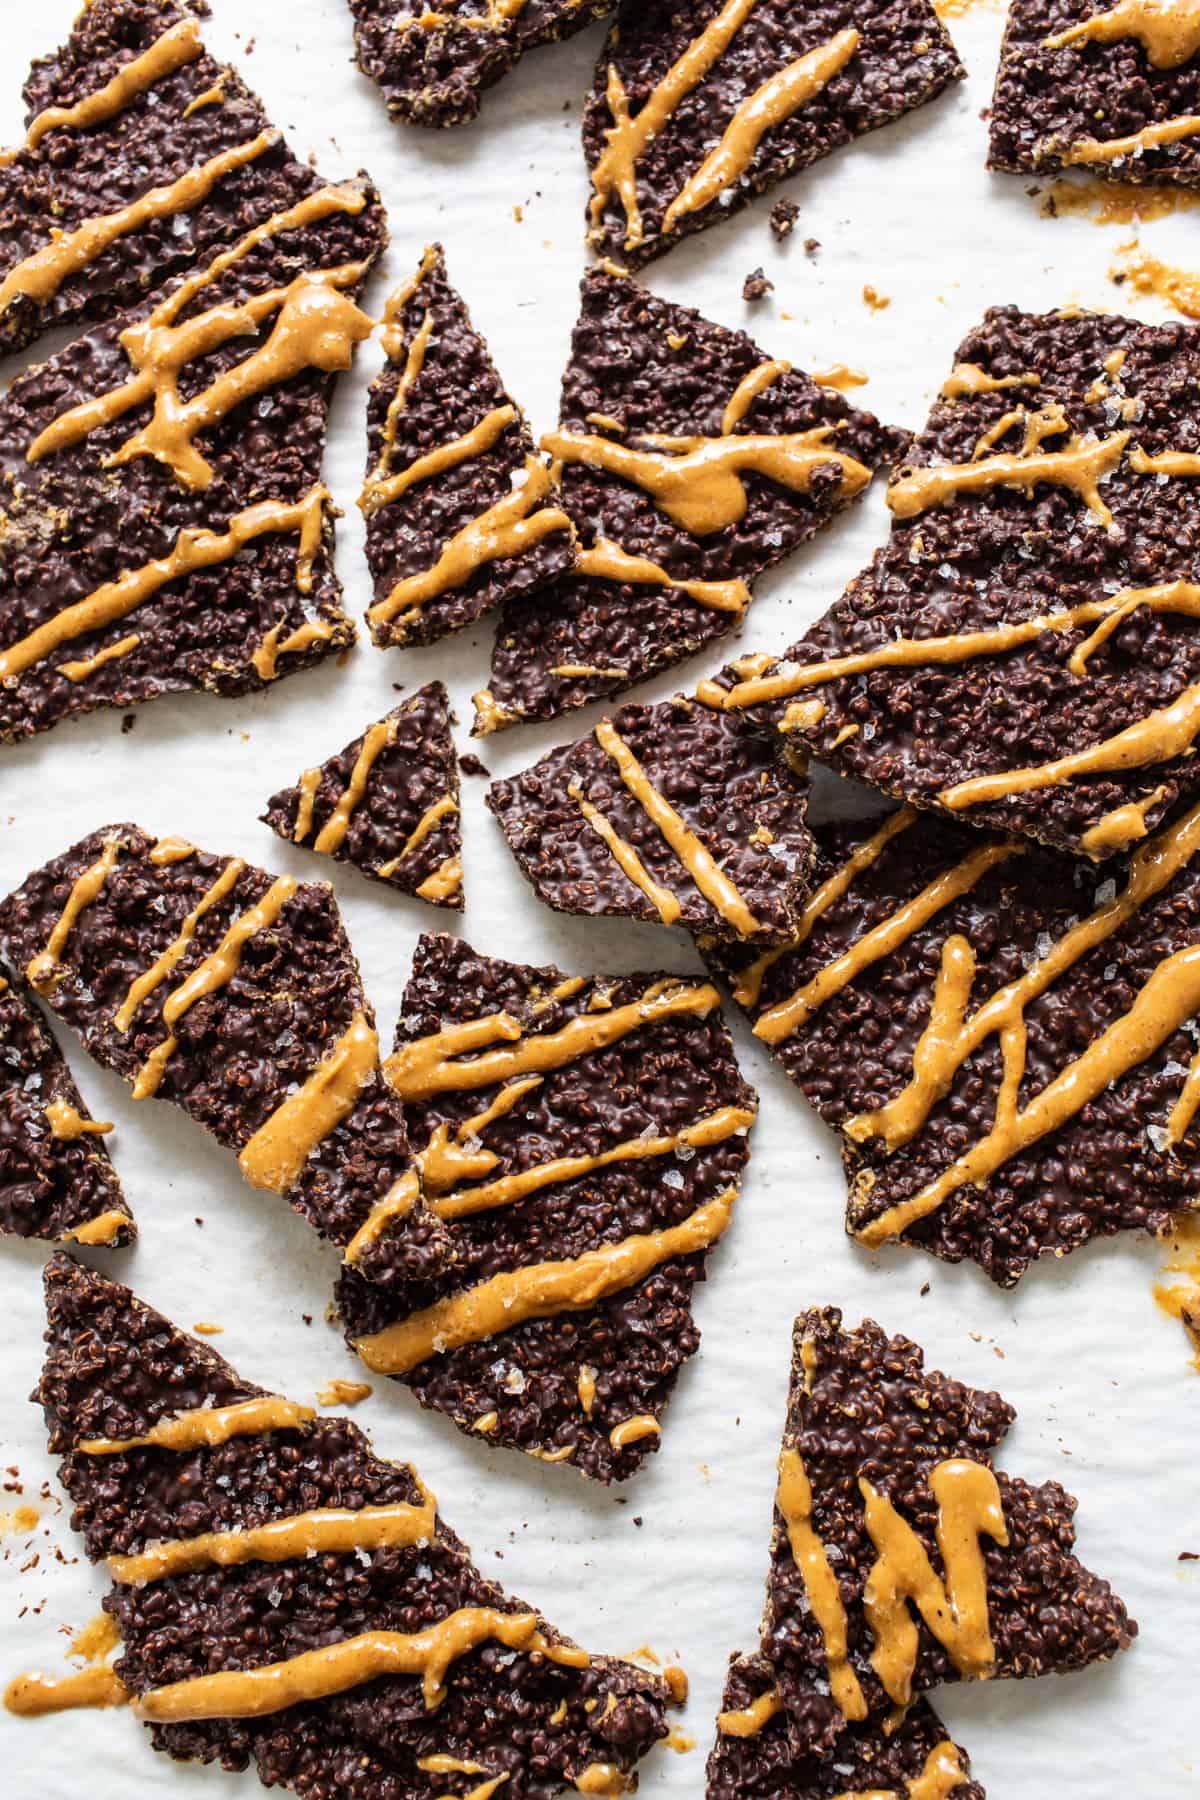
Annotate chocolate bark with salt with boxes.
[475,270,904,736]
[337,932,757,1481]
[261,683,464,911]
[701,305,1200,860]
[362,245,576,652]
[33,1254,674,1798]
[0,974,133,1248]
[583,0,963,269]
[989,0,1200,185]
[762,1309,1133,1756]
[707,798,1200,1285]
[0,826,446,1286]
[487,695,815,942]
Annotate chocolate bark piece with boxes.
[35,1253,673,1798]
[261,683,464,911]
[706,1652,984,1800]
[362,245,576,651]
[0,972,133,1248]
[347,0,615,129]
[707,799,1200,1285]
[0,0,337,356]
[762,1308,1134,1755]
[487,695,815,941]
[583,0,963,269]
[702,305,1200,860]
[989,0,1200,185]
[0,169,385,747]
[337,932,757,1482]
[0,825,447,1286]
[474,270,904,735]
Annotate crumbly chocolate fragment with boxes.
[0,170,385,746]
[337,933,757,1481]
[0,825,446,1286]
[706,1652,984,1800]
[261,682,464,911]
[0,0,334,355]
[0,973,132,1247]
[583,0,963,268]
[989,0,1200,184]
[770,198,800,239]
[742,268,774,302]
[707,801,1200,1284]
[763,1309,1134,1753]
[710,305,1200,858]
[362,244,575,651]
[475,269,904,735]
[37,1254,673,1798]
[348,0,615,129]
[487,695,814,941]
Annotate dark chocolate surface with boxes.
[38,1254,673,1799]
[487,696,814,941]
[262,682,464,910]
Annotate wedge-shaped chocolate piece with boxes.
[488,696,814,941]
[0,826,446,1286]
[706,1651,983,1799]
[990,0,1200,185]
[0,0,340,355]
[362,245,576,650]
[762,1309,1133,1756]
[262,682,464,910]
[700,306,1200,859]
[0,972,133,1248]
[338,932,757,1480]
[474,270,903,735]
[0,168,385,745]
[708,798,1200,1285]
[584,0,964,268]
[25,1254,674,1797]
[348,0,614,129]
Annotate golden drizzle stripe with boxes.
[416,855,463,903]
[576,537,749,614]
[418,1078,544,1194]
[832,1742,970,1800]
[775,1449,867,1720]
[63,1209,130,1247]
[46,1097,112,1141]
[569,781,682,925]
[59,633,140,684]
[384,793,459,874]
[716,1687,783,1737]
[1061,113,1200,166]
[360,404,518,517]
[1044,0,1200,69]
[78,1396,315,1456]
[299,718,400,855]
[114,858,245,1032]
[343,1170,422,1267]
[940,363,1039,400]
[886,430,1130,526]
[238,1012,379,1195]
[27,838,124,991]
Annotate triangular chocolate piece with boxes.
[0,825,447,1285]
[362,244,576,650]
[488,695,814,941]
[262,682,464,910]
[337,932,757,1480]
[29,1253,675,1796]
[0,970,133,1247]
[473,270,904,736]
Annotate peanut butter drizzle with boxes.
[574,1764,630,1796]
[550,664,629,680]
[27,836,123,991]
[132,875,297,1099]
[776,1449,867,1719]
[63,1209,130,1246]
[417,855,464,902]
[608,1415,660,1449]
[755,841,1019,1047]
[887,428,1129,526]
[1131,445,1200,478]
[542,427,869,537]
[45,1097,112,1140]
[717,1687,783,1737]
[150,836,196,866]
[832,1741,969,1800]
[4,1666,130,1717]
[734,808,917,1010]
[662,30,859,232]
[137,1608,568,1721]
[1153,1213,1200,1362]
[293,768,322,844]
[79,1395,315,1456]
[183,82,226,119]
[108,1483,437,1585]
[367,457,571,631]
[0,485,329,686]
[430,1105,755,1221]
[298,719,400,855]
[1046,0,1200,69]
[318,1379,373,1406]
[59,633,140,683]
[720,359,791,434]
[238,1012,379,1195]
[375,307,435,478]
[861,1460,1007,1706]
[353,1189,736,1374]
[114,857,245,1032]
[1078,784,1167,856]
[361,405,517,517]
[1062,112,1200,165]
[0,130,276,320]
[419,1755,486,1776]
[576,537,750,614]
[384,979,720,1101]
[342,1169,421,1267]
[577,1365,597,1416]
[418,1077,543,1195]
[1113,245,1200,321]
[569,781,682,925]
[251,614,337,682]
[390,794,459,872]
[813,364,869,392]
[939,363,1039,400]
[380,246,440,363]
[0,18,203,168]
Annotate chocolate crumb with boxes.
[742,268,774,302]
[770,199,800,239]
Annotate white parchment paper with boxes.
[0,1,1198,1793]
